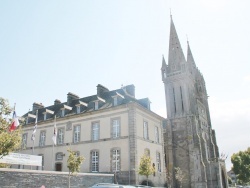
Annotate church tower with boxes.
[162,16,228,188]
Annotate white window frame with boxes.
[56,152,63,161]
[112,119,120,138]
[113,96,118,106]
[143,121,149,139]
[112,149,120,172]
[92,122,99,141]
[43,113,47,120]
[76,105,80,114]
[40,131,46,146]
[73,125,80,143]
[156,152,161,172]
[61,109,65,117]
[57,128,64,145]
[91,151,99,172]
[94,101,98,110]
[155,126,159,143]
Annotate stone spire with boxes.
[161,55,167,68]
[187,41,197,69]
[187,41,197,76]
[168,16,186,72]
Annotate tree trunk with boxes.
[146,176,148,186]
[68,171,71,188]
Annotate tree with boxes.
[231,147,250,185]
[165,167,173,188]
[138,154,155,186]
[67,149,85,188]
[0,98,22,165]
[175,167,185,188]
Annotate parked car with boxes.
[90,183,136,188]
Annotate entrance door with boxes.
[55,163,62,171]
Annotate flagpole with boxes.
[52,142,54,170]
[52,116,56,171]
[32,110,38,154]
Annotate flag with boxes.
[9,111,20,131]
[52,116,57,145]
[31,110,38,141]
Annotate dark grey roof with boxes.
[23,85,151,125]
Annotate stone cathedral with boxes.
[161,17,228,188]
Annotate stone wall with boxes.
[0,168,114,188]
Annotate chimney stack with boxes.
[32,102,44,111]
[67,92,79,105]
[54,99,61,105]
[97,84,109,97]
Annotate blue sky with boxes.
[1,0,249,170]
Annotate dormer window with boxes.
[76,105,80,114]
[94,101,99,110]
[113,96,118,106]
[111,92,124,107]
[43,109,54,121]
[60,105,72,117]
[44,113,47,120]
[61,109,65,117]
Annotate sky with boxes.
[1,0,249,170]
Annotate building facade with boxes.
[161,16,228,188]
[19,84,166,186]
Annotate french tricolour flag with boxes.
[9,111,20,131]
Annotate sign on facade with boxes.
[0,153,42,166]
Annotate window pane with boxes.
[74,125,80,143]
[112,149,120,172]
[91,151,99,172]
[92,123,99,141]
[112,119,120,138]
[143,122,148,139]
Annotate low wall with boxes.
[0,168,114,188]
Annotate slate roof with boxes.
[23,84,151,125]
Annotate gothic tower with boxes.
[162,16,228,188]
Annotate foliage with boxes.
[231,147,250,185]
[175,167,185,188]
[67,149,85,188]
[166,167,173,188]
[67,149,85,175]
[138,154,155,185]
[0,98,21,159]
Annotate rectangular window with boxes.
[113,97,118,106]
[39,131,46,146]
[156,152,161,172]
[56,152,63,160]
[112,119,120,138]
[73,125,81,143]
[112,149,120,172]
[94,101,98,110]
[57,128,64,145]
[76,106,80,114]
[61,109,65,117]
[22,133,27,149]
[143,121,149,139]
[155,126,159,143]
[43,113,47,120]
[91,151,99,172]
[92,122,99,141]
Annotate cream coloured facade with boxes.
[19,84,166,186]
